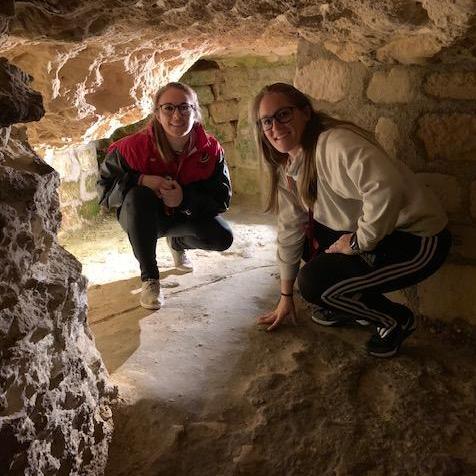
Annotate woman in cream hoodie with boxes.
[252,83,451,358]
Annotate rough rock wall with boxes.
[0,57,43,127]
[1,0,474,150]
[295,39,476,325]
[0,59,114,475]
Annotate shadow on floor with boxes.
[88,270,179,373]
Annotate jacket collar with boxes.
[188,123,211,155]
[146,121,210,156]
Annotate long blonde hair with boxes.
[251,82,378,211]
[151,82,203,163]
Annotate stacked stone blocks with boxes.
[181,58,296,197]
[296,40,476,324]
[44,143,100,231]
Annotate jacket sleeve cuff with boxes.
[178,189,194,216]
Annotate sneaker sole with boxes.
[175,265,193,273]
[311,314,370,327]
[140,303,162,310]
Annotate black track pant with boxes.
[118,186,233,281]
[298,221,451,328]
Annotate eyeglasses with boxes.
[258,106,296,131]
[158,103,195,117]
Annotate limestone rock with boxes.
[416,173,462,214]
[367,67,419,104]
[376,35,442,64]
[322,40,368,63]
[0,60,114,476]
[0,57,44,127]
[209,100,239,124]
[418,264,476,324]
[417,113,476,161]
[375,117,400,159]
[424,72,476,100]
[0,152,115,475]
[0,0,474,148]
[295,59,350,103]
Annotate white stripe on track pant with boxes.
[298,227,451,328]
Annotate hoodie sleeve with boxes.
[323,130,405,251]
[276,172,307,281]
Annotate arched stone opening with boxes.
[36,53,297,234]
[1,1,476,474]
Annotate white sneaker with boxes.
[166,237,193,272]
[140,279,165,310]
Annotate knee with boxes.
[122,186,152,212]
[214,228,233,251]
[122,187,160,220]
[120,186,159,230]
[297,264,324,305]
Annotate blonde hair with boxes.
[150,82,202,163]
[251,83,378,211]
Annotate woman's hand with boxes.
[325,233,353,255]
[141,175,174,197]
[257,296,297,331]
[160,180,183,207]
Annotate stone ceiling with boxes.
[1,0,475,150]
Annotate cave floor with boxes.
[61,200,476,476]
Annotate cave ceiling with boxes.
[0,0,475,150]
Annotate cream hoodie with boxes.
[277,128,447,281]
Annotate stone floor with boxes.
[62,201,476,476]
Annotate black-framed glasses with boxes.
[158,103,195,117]
[258,106,296,131]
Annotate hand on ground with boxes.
[257,296,297,331]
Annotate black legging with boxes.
[118,186,233,281]
[298,221,451,328]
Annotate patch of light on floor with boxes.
[60,210,277,286]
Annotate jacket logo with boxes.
[199,153,209,163]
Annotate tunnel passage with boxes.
[1,0,476,475]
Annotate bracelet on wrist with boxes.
[280,292,293,297]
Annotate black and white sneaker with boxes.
[311,307,370,327]
[366,313,416,358]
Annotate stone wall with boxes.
[181,57,296,198]
[296,40,476,326]
[44,144,100,232]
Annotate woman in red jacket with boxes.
[98,82,233,310]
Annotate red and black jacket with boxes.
[97,122,232,217]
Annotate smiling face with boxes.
[258,92,310,158]
[155,87,196,140]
